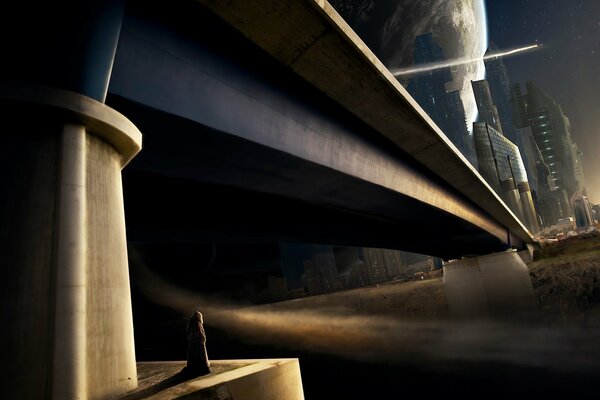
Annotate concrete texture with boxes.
[106,1,532,258]
[0,84,141,399]
[193,0,533,245]
[118,360,304,400]
[443,251,536,318]
[3,82,141,166]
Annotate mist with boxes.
[130,249,600,373]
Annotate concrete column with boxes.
[53,123,88,399]
[1,0,126,102]
[0,84,142,399]
[443,250,536,319]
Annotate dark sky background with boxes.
[485,0,600,203]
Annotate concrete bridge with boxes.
[1,0,535,398]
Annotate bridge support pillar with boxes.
[443,250,536,319]
[0,84,142,399]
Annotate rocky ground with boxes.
[529,233,600,326]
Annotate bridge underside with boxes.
[106,0,520,260]
[114,96,508,260]
[0,1,536,398]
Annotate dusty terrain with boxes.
[529,233,600,326]
[130,234,600,398]
[259,234,600,325]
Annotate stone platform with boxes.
[116,359,304,400]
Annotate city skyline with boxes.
[398,30,580,231]
[486,0,599,203]
[330,0,598,220]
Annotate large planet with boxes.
[330,0,488,130]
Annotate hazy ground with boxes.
[252,233,600,324]
[131,234,600,398]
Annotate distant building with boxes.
[444,90,477,168]
[381,249,403,279]
[483,44,518,144]
[362,248,389,284]
[346,262,369,288]
[473,122,539,232]
[510,82,582,227]
[472,79,502,132]
[406,33,476,166]
[512,127,541,194]
[333,246,362,274]
[302,246,442,294]
[480,54,582,229]
[515,82,583,200]
[302,251,337,295]
[572,143,586,190]
[571,192,594,228]
[360,247,407,284]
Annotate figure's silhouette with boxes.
[182,311,211,376]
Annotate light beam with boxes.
[391,44,541,77]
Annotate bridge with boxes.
[1,0,535,398]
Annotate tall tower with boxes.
[472,79,503,132]
[572,143,586,189]
[361,248,389,284]
[524,82,582,199]
[442,90,477,167]
[484,44,517,144]
[408,33,452,117]
[473,123,540,233]
[510,82,581,225]
[406,33,476,166]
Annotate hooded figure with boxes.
[183,311,211,376]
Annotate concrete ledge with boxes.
[118,360,304,400]
[0,81,142,166]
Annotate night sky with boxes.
[485,0,600,203]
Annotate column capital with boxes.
[1,82,142,167]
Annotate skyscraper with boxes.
[302,250,337,295]
[361,248,389,284]
[472,80,502,132]
[520,81,582,200]
[532,137,567,227]
[484,44,518,144]
[407,33,452,121]
[473,122,539,232]
[406,33,476,166]
[572,143,585,189]
[511,83,569,227]
[514,127,539,194]
[441,90,477,167]
[471,76,539,232]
